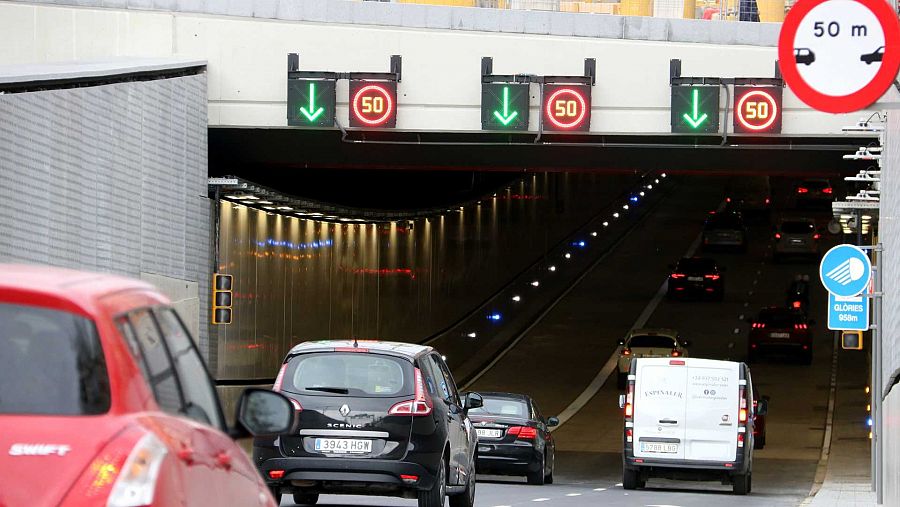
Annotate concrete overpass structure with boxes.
[0,0,881,135]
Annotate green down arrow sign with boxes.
[287,79,335,127]
[482,83,529,131]
[671,86,719,134]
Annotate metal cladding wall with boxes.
[0,75,212,357]
[881,112,900,505]
[212,172,639,381]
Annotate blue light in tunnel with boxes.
[257,238,334,250]
[867,416,873,427]
[572,240,587,248]
[487,313,502,322]
[630,196,639,203]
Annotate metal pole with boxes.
[874,247,883,504]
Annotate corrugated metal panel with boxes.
[0,74,211,358]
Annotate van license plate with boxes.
[641,442,678,454]
[476,429,503,439]
[314,438,372,454]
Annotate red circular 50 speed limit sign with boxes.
[778,0,900,113]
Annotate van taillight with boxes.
[625,382,634,418]
[737,433,745,448]
[739,388,747,424]
[626,428,633,443]
[388,368,433,416]
[273,363,288,392]
[507,426,538,440]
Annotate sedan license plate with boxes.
[687,276,703,282]
[314,438,372,454]
[641,442,678,454]
[770,332,791,338]
[476,428,503,439]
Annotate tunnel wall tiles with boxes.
[881,111,900,507]
[0,75,212,358]
[211,172,637,380]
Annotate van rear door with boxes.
[633,359,688,460]
[683,359,740,462]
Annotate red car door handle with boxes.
[216,451,232,469]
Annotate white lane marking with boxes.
[615,483,624,487]
[646,505,684,507]
[738,314,745,320]
[733,328,740,334]
[593,488,607,491]
[744,302,750,307]
[550,233,702,431]
[532,498,550,502]
[566,493,582,497]
[803,332,840,502]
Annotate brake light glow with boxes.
[507,426,538,440]
[752,323,766,329]
[737,433,745,448]
[623,349,631,356]
[797,187,809,194]
[704,274,720,280]
[774,233,782,240]
[334,347,370,353]
[726,197,732,203]
[765,197,771,205]
[795,323,808,330]
[671,350,681,357]
[792,301,802,309]
[669,360,686,365]
[400,474,419,483]
[625,382,634,418]
[738,387,748,424]
[388,368,433,416]
[814,233,821,240]
[273,363,287,392]
[823,187,833,194]
[670,273,685,279]
[269,470,285,479]
[106,433,168,507]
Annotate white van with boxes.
[619,357,763,495]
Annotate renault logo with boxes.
[340,405,351,417]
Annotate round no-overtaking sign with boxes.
[778,0,900,113]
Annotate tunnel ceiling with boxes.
[209,128,874,205]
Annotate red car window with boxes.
[0,303,110,415]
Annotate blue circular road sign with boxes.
[819,244,872,297]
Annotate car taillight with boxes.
[774,233,781,240]
[273,363,288,392]
[726,197,732,203]
[507,426,538,440]
[107,433,169,507]
[671,349,681,357]
[62,427,146,507]
[792,301,802,309]
[752,323,766,329]
[704,274,720,280]
[625,382,634,418]
[765,197,771,205]
[814,233,821,240]
[797,187,809,194]
[738,387,748,424]
[670,273,685,279]
[795,323,808,330]
[388,368,433,416]
[823,187,833,194]
[623,348,631,356]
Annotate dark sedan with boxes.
[666,257,725,301]
[469,393,558,485]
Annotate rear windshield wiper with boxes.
[304,386,350,394]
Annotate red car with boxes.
[0,265,295,507]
